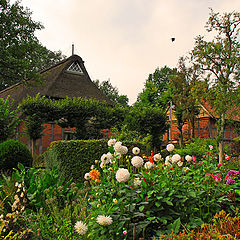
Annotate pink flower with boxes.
[225,155,230,160]
[192,156,196,162]
[218,163,222,167]
[209,145,213,150]
[123,230,127,235]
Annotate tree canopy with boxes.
[135,66,177,110]
[93,79,129,107]
[0,0,65,90]
[191,9,240,163]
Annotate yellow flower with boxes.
[113,198,118,204]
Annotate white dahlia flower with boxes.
[177,161,183,167]
[100,162,105,169]
[101,154,110,164]
[84,173,90,180]
[114,141,122,152]
[166,144,175,152]
[120,146,128,155]
[75,221,88,235]
[165,156,172,166]
[185,155,192,162]
[116,168,130,183]
[96,215,113,226]
[133,177,142,187]
[113,152,122,160]
[171,154,181,163]
[107,152,113,160]
[131,156,144,168]
[144,161,154,170]
[153,153,162,162]
[132,147,140,155]
[108,139,116,147]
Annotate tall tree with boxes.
[0,0,64,90]
[136,66,177,110]
[171,57,200,143]
[93,79,129,107]
[191,9,240,164]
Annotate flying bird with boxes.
[171,38,175,42]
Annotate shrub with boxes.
[44,139,149,182]
[157,210,240,239]
[0,139,32,170]
[174,138,227,160]
[44,139,109,182]
[0,97,19,143]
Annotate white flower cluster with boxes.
[116,168,130,183]
[165,154,183,167]
[100,152,113,169]
[96,215,113,226]
[131,156,144,168]
[132,147,140,155]
[144,161,154,170]
[133,177,142,187]
[166,143,175,152]
[114,141,128,155]
[153,153,163,162]
[75,221,88,235]
[185,155,192,162]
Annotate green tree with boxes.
[0,0,64,90]
[171,57,200,146]
[136,66,177,109]
[93,79,129,107]
[0,97,19,142]
[191,9,240,164]
[125,106,169,150]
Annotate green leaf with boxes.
[188,191,196,198]
[172,217,181,233]
[139,206,145,212]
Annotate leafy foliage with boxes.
[136,66,177,110]
[93,79,129,107]
[0,139,32,170]
[44,139,109,182]
[191,9,240,163]
[20,94,121,140]
[0,0,64,90]
[0,97,19,143]
[125,106,169,150]
[157,210,240,239]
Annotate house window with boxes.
[66,62,83,74]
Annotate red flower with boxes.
[148,151,154,163]
[142,176,147,183]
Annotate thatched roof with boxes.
[0,55,113,106]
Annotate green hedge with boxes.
[44,139,150,182]
[0,139,33,170]
[44,139,108,182]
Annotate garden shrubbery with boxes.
[174,137,230,160]
[0,139,33,170]
[0,138,239,239]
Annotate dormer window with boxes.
[66,61,84,74]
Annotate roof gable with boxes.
[0,55,113,106]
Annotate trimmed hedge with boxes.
[44,140,108,182]
[0,139,33,170]
[44,139,150,182]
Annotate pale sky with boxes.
[14,0,240,104]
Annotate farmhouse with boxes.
[163,101,240,150]
[0,55,112,154]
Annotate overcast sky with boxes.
[14,0,240,104]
